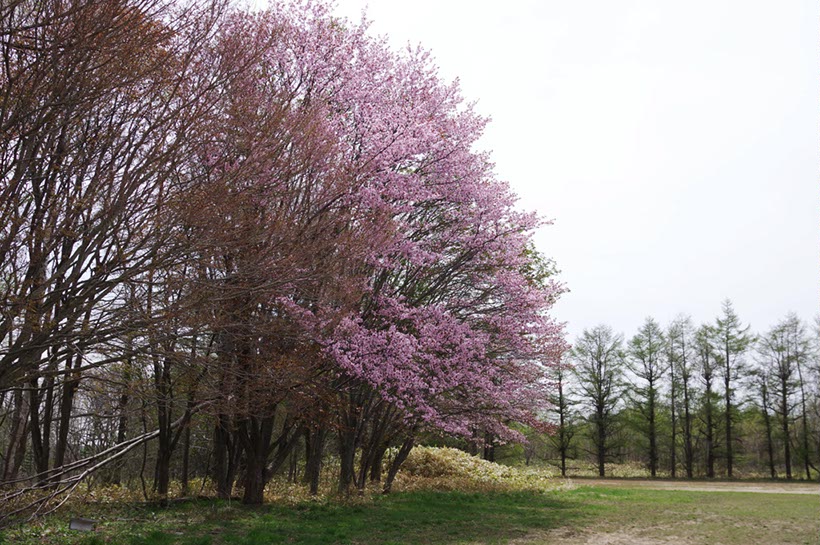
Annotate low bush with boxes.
[391,446,567,493]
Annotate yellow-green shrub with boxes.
[392,446,566,493]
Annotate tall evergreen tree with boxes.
[668,315,696,478]
[714,300,753,478]
[548,360,576,477]
[626,317,667,477]
[572,325,624,477]
[695,325,719,478]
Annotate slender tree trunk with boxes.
[558,396,568,477]
[724,366,733,479]
[648,391,657,478]
[370,444,388,482]
[3,389,28,482]
[28,378,49,482]
[763,408,776,479]
[796,363,812,480]
[682,386,693,479]
[152,355,173,503]
[780,377,792,479]
[181,424,192,495]
[483,431,495,463]
[596,405,606,477]
[111,355,132,486]
[53,351,82,477]
[705,385,715,479]
[670,373,677,478]
[382,436,414,494]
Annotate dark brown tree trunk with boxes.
[242,450,267,505]
[181,424,192,495]
[705,396,715,479]
[28,378,49,483]
[53,351,81,480]
[238,416,274,505]
[357,404,393,489]
[237,416,300,505]
[682,386,693,479]
[796,363,812,481]
[763,408,776,479]
[483,432,495,463]
[780,376,792,479]
[597,404,606,477]
[304,427,327,495]
[724,367,733,479]
[370,444,388,482]
[3,389,28,482]
[670,369,677,478]
[338,426,357,496]
[152,354,174,504]
[213,415,240,499]
[111,386,131,486]
[382,436,414,494]
[648,395,657,478]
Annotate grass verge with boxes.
[0,485,816,545]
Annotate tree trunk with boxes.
[780,377,792,479]
[382,436,414,494]
[181,423,192,495]
[304,427,327,496]
[213,415,240,499]
[683,387,693,479]
[338,426,357,496]
[53,351,82,478]
[28,378,49,483]
[596,405,606,477]
[648,393,657,478]
[763,407,776,479]
[670,373,677,478]
[483,432,495,463]
[152,354,173,504]
[724,368,733,479]
[796,362,812,480]
[369,444,388,482]
[242,448,267,505]
[2,389,28,482]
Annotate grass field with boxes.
[1,483,817,545]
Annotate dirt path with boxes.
[567,477,819,495]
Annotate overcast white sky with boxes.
[329,0,819,341]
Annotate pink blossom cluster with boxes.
[213,0,568,441]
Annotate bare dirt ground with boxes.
[509,528,685,545]
[567,477,819,495]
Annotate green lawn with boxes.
[1,486,817,545]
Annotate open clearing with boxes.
[519,481,820,545]
[1,484,817,545]
[568,477,820,495]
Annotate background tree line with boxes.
[0,0,567,523]
[536,302,819,481]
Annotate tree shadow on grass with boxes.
[121,490,589,545]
